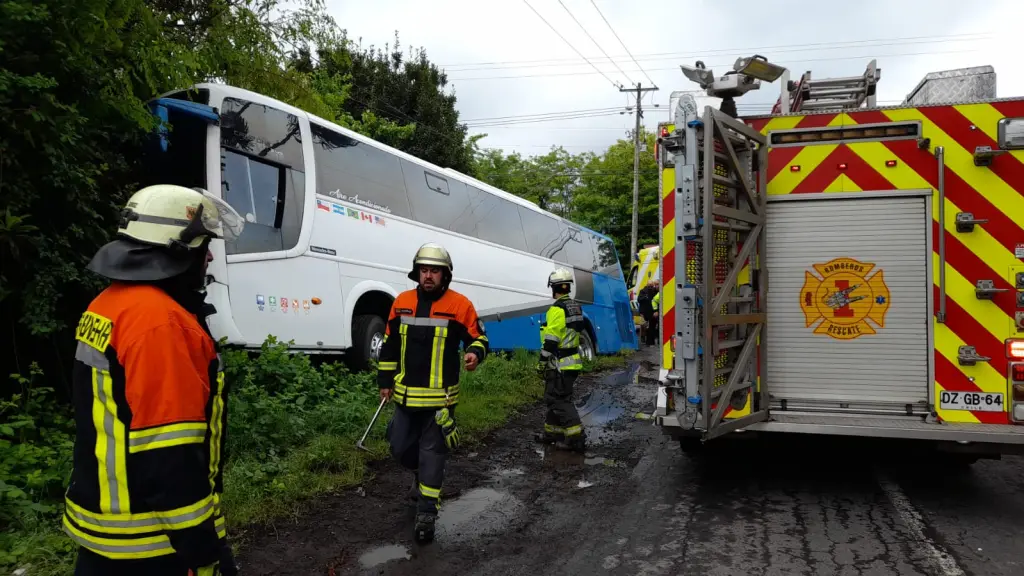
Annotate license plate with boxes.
[939,391,1004,412]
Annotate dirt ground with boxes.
[236,356,655,576]
[236,347,1024,576]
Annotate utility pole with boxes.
[620,82,659,262]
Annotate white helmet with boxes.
[118,185,243,250]
[408,242,454,282]
[547,267,574,288]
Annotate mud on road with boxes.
[238,348,1024,576]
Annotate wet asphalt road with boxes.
[350,347,1024,576]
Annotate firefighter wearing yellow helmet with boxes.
[378,242,490,543]
[65,185,243,575]
[536,267,586,452]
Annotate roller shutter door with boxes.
[765,195,930,408]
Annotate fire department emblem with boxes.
[799,257,890,341]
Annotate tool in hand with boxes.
[356,396,388,452]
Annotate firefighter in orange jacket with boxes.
[377,243,489,544]
[64,185,244,576]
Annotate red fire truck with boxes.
[652,55,1024,462]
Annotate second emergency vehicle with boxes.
[652,55,1024,462]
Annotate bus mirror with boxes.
[153,103,170,152]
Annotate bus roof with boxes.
[187,83,610,233]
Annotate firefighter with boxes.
[650,278,661,346]
[377,243,489,544]
[534,267,586,452]
[64,185,243,576]
[637,279,659,346]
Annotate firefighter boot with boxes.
[414,513,436,544]
[567,433,586,453]
[533,431,561,444]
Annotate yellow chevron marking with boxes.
[759,115,803,134]
[823,175,845,192]
[849,142,1023,281]
[953,103,1024,165]
[767,144,838,195]
[933,252,1010,343]
[882,108,1024,233]
[934,320,1007,397]
[662,165,675,200]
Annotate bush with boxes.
[0,339,631,574]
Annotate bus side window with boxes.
[219,98,305,255]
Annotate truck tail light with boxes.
[1013,383,1024,402]
[1012,362,1024,383]
[1007,339,1024,359]
[670,335,677,352]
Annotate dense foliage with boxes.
[0,0,474,395]
[1,337,628,574]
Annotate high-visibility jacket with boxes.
[377,287,489,409]
[540,295,584,371]
[63,283,228,562]
[652,291,660,312]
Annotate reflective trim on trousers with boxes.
[564,424,583,437]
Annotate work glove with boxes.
[435,407,461,451]
[219,540,239,576]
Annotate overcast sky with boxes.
[325,0,1022,157]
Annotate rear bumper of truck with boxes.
[655,410,1024,452]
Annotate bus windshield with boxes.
[139,89,212,191]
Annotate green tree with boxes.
[0,0,412,392]
[302,32,473,172]
[573,130,660,267]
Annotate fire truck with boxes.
[652,55,1024,461]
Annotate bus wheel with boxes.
[579,330,596,362]
[349,314,386,372]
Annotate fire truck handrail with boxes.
[744,95,1024,120]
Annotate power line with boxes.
[448,47,985,81]
[467,111,627,128]
[588,0,656,87]
[438,32,991,70]
[557,0,635,86]
[521,0,623,89]
[462,106,625,123]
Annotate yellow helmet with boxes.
[547,267,574,288]
[408,242,453,281]
[118,185,243,250]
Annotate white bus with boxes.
[142,84,639,369]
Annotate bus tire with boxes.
[349,314,386,372]
[579,329,596,362]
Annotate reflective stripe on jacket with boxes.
[377,287,489,409]
[540,295,584,371]
[63,283,228,561]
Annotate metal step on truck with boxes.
[651,54,1024,461]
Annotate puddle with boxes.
[358,544,410,568]
[492,467,525,477]
[436,488,525,543]
[584,456,620,467]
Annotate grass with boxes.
[1,342,634,575]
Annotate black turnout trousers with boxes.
[386,404,450,515]
[543,369,582,437]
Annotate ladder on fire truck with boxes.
[772,59,881,113]
[661,94,768,440]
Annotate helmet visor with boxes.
[196,189,244,242]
